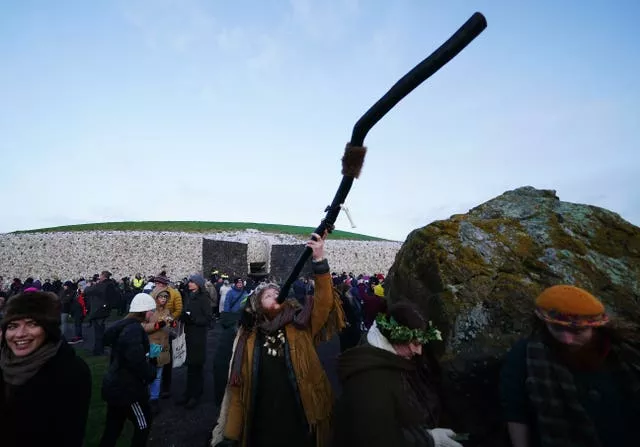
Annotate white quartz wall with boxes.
[0,230,402,280]
[322,240,402,274]
[0,232,203,280]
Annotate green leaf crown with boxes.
[375,314,442,344]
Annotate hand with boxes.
[429,428,464,447]
[154,320,167,330]
[148,311,159,325]
[306,232,327,262]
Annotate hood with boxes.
[338,344,415,383]
[104,318,137,347]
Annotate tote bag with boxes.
[172,322,187,368]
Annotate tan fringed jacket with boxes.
[221,271,344,447]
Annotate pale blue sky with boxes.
[1,1,638,241]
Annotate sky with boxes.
[1,0,638,241]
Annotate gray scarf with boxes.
[0,341,62,386]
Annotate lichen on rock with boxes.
[386,185,640,445]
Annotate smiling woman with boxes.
[0,291,92,447]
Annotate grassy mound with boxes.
[14,221,386,241]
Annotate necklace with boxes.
[263,329,286,357]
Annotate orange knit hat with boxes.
[534,285,608,328]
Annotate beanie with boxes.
[534,285,608,328]
[154,275,170,285]
[129,293,157,313]
[188,274,206,290]
[1,292,62,341]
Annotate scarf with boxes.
[0,340,62,386]
[526,335,640,447]
[229,296,313,386]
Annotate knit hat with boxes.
[188,274,206,289]
[129,293,157,312]
[1,292,62,341]
[154,275,170,285]
[534,285,609,328]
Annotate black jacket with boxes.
[183,288,212,366]
[59,288,75,314]
[0,342,92,447]
[102,318,156,406]
[85,279,119,320]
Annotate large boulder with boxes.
[386,186,640,446]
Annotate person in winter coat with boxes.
[150,275,183,399]
[0,291,92,447]
[85,270,120,355]
[177,274,212,409]
[205,279,220,320]
[360,281,386,330]
[69,281,87,344]
[142,290,175,415]
[151,275,183,320]
[213,277,248,406]
[224,278,248,314]
[58,280,75,338]
[99,293,158,447]
[333,301,460,447]
[218,279,232,313]
[500,285,640,447]
[212,233,346,447]
[338,282,363,352]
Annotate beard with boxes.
[262,304,282,320]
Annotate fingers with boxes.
[309,232,327,242]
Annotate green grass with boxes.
[76,349,132,447]
[14,221,387,241]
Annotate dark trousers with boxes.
[93,318,107,355]
[213,325,237,406]
[74,313,83,338]
[185,364,204,399]
[99,401,152,447]
[161,340,173,393]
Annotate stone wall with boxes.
[270,244,313,282]
[0,230,402,281]
[0,231,203,280]
[202,239,248,279]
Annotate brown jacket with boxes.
[142,308,172,366]
[151,286,183,320]
[223,272,343,447]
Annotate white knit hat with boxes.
[129,293,157,312]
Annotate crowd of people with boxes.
[0,234,638,447]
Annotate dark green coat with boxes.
[334,345,437,447]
